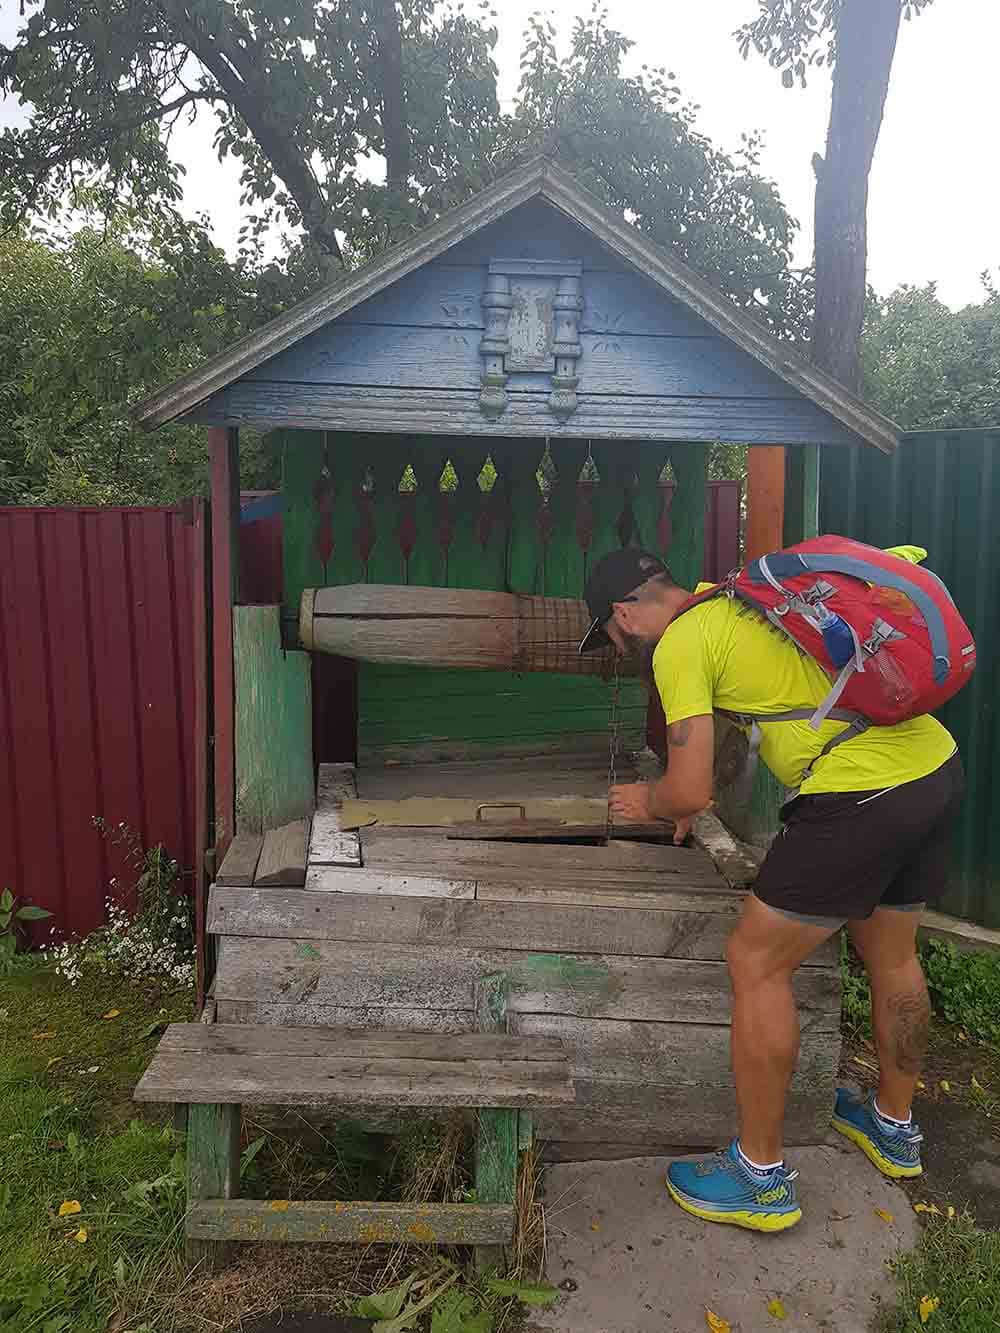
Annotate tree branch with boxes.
[371,0,411,193]
[156,0,343,258]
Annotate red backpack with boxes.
[676,535,975,763]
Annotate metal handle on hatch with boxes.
[476,803,527,822]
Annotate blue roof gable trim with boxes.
[133,158,898,454]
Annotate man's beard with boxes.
[619,632,658,683]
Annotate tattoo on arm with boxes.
[887,989,930,1075]
[667,718,692,748]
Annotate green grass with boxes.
[840,934,1000,1047]
[879,1218,1000,1332]
[0,961,195,1332]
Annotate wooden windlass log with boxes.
[300,585,626,677]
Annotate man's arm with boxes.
[607,713,715,831]
[647,714,715,819]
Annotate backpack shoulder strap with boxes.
[671,581,726,625]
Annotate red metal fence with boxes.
[0,504,208,939]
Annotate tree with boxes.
[738,0,934,389]
[861,281,1000,430]
[2,6,807,335]
[0,220,278,503]
[0,0,502,261]
[504,12,811,340]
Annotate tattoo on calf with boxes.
[887,989,930,1075]
[667,718,692,748]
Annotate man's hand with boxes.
[671,813,695,846]
[608,782,653,823]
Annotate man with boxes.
[579,547,963,1233]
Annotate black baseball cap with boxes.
[578,548,669,653]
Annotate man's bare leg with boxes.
[726,894,839,1163]
[848,907,929,1120]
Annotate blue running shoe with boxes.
[666,1140,801,1232]
[831,1088,923,1179]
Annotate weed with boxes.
[840,933,872,1037]
[840,933,1000,1048]
[46,823,193,991]
[878,1215,1000,1331]
[0,887,52,976]
[921,939,1000,1045]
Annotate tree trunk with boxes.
[811,0,902,391]
[371,0,411,194]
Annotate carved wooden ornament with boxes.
[479,259,584,420]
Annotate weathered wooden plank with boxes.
[186,1102,241,1271]
[447,822,680,842]
[254,820,310,887]
[209,886,742,958]
[511,1014,840,1090]
[233,605,314,833]
[215,1001,473,1033]
[309,262,713,340]
[356,754,638,802]
[246,323,795,400]
[215,833,264,887]
[534,1081,835,1149]
[197,381,862,448]
[304,867,476,899]
[308,812,362,867]
[187,1198,514,1245]
[158,1023,565,1062]
[315,761,358,809]
[135,1054,574,1108]
[359,828,728,880]
[212,939,841,1018]
[472,882,742,914]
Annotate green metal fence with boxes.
[821,428,1000,928]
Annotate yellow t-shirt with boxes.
[652,560,957,796]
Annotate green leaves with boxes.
[430,1290,493,1332]
[486,1277,559,1306]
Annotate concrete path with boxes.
[531,1143,918,1333]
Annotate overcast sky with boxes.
[2,0,996,308]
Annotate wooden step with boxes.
[135,1023,574,1109]
[187,1198,514,1245]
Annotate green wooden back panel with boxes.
[822,429,1000,928]
[282,431,707,761]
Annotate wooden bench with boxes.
[135,1022,574,1271]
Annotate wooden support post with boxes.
[746,445,786,560]
[185,1102,241,1273]
[783,444,821,546]
[209,427,240,860]
[474,973,517,1274]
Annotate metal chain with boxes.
[606,662,622,842]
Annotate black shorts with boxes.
[753,752,964,926]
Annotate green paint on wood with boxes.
[234,605,314,833]
[357,663,646,759]
[631,446,668,556]
[475,1108,519,1206]
[545,440,589,595]
[280,431,699,758]
[784,444,820,546]
[505,440,545,594]
[517,1111,534,1153]
[187,1198,515,1245]
[186,1102,241,1271]
[282,431,330,630]
[669,445,708,588]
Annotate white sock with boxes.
[737,1141,784,1177]
[874,1099,912,1129]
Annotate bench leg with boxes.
[474,1108,518,1274]
[185,1102,241,1274]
